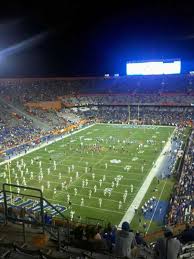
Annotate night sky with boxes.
[0,1,194,77]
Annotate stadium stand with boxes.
[168,130,194,225]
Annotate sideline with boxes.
[97,122,174,128]
[118,129,175,228]
[145,179,167,234]
[0,123,95,166]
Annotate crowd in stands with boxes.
[168,130,194,225]
[0,76,192,145]
[27,108,69,128]
[0,122,41,150]
[62,93,194,106]
[0,75,193,156]
[0,75,193,103]
[71,105,194,125]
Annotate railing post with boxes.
[57,227,61,251]
[22,222,26,243]
[40,191,45,234]
[67,220,70,243]
[3,184,8,224]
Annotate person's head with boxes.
[106,222,112,232]
[121,221,130,232]
[107,222,112,228]
[164,226,173,238]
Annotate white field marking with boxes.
[145,179,167,235]
[30,154,110,195]
[90,174,143,181]
[23,155,152,170]
[42,153,162,170]
[56,183,136,195]
[14,174,139,199]
[11,165,142,182]
[97,122,174,128]
[27,171,141,183]
[49,198,124,214]
[28,178,140,187]
[14,163,151,179]
[118,129,175,228]
[66,181,140,187]
[0,123,96,166]
[10,157,142,183]
[51,159,149,173]
[26,159,151,172]
[52,191,125,204]
[57,190,135,200]
[23,175,137,197]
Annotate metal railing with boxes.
[0,183,105,249]
[1,183,69,244]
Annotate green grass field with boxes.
[0,124,174,226]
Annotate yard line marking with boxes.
[53,185,136,196]
[49,198,124,214]
[55,192,124,204]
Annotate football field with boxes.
[0,124,174,225]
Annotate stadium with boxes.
[0,2,194,259]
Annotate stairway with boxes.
[0,96,50,130]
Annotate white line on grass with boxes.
[97,123,174,128]
[0,123,96,166]
[49,198,124,214]
[55,191,125,204]
[118,129,175,228]
[145,179,167,234]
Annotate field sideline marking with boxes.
[0,123,96,166]
[118,128,175,228]
[97,122,174,128]
[145,179,167,234]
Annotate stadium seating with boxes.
[168,131,194,225]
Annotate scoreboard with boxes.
[126,59,181,75]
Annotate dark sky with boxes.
[0,1,194,77]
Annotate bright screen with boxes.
[126,60,181,75]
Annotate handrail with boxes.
[3,183,44,231]
[42,197,67,221]
[1,183,69,239]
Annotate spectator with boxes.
[135,231,147,247]
[73,225,84,240]
[114,221,137,258]
[93,225,103,240]
[178,223,194,244]
[103,222,116,252]
[154,226,181,259]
